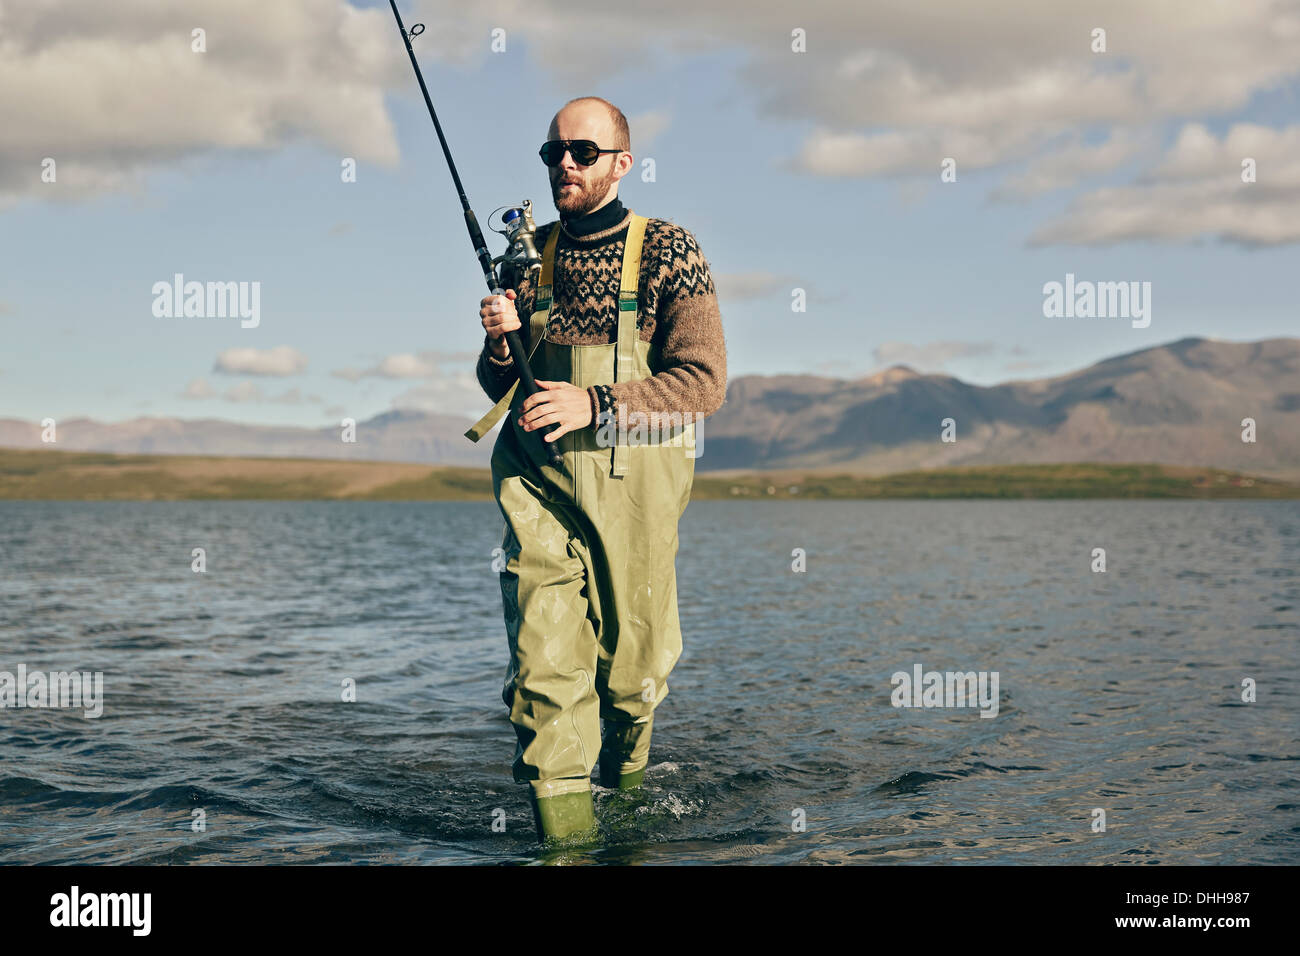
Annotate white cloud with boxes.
[714,272,797,301]
[223,381,263,403]
[992,131,1147,200]
[873,340,996,370]
[328,349,487,416]
[331,349,477,382]
[628,109,671,151]
[187,377,321,405]
[1031,123,1300,245]
[214,346,308,376]
[0,0,402,207]
[1152,123,1300,184]
[742,1,1299,175]
[182,377,215,399]
[791,126,1045,178]
[465,0,1300,245]
[7,0,1299,249]
[391,372,494,420]
[374,353,438,379]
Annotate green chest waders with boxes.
[468,212,696,840]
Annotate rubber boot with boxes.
[599,764,646,790]
[530,789,598,843]
[598,717,652,790]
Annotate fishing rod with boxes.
[387,0,564,468]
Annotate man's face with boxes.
[547,105,625,217]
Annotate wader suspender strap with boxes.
[613,213,648,477]
[463,225,562,442]
[464,212,648,478]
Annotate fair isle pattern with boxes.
[507,218,717,349]
[477,209,728,426]
[590,383,616,423]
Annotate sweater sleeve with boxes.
[589,225,728,429]
[476,335,520,403]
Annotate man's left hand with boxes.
[517,380,593,442]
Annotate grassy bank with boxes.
[1,448,1296,500]
[693,463,1300,499]
[0,449,489,501]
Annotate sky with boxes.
[1,0,1297,428]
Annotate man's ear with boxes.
[614,150,634,180]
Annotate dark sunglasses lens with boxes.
[569,142,599,164]
[540,141,600,166]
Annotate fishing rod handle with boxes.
[490,292,564,468]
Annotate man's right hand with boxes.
[480,290,521,360]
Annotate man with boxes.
[466,96,727,843]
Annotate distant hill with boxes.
[704,336,1300,479]
[2,337,1297,478]
[0,408,492,468]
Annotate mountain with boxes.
[0,408,495,468]
[702,337,1300,478]
[2,337,1297,478]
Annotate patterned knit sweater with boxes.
[475,205,727,430]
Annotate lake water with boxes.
[1,500,1296,864]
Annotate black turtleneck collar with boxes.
[560,195,627,237]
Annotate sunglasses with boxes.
[539,139,623,167]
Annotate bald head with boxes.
[549,97,629,151]
[545,96,633,218]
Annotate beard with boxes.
[552,163,618,217]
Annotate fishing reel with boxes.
[488,199,543,287]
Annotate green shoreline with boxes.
[1,448,1296,500]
